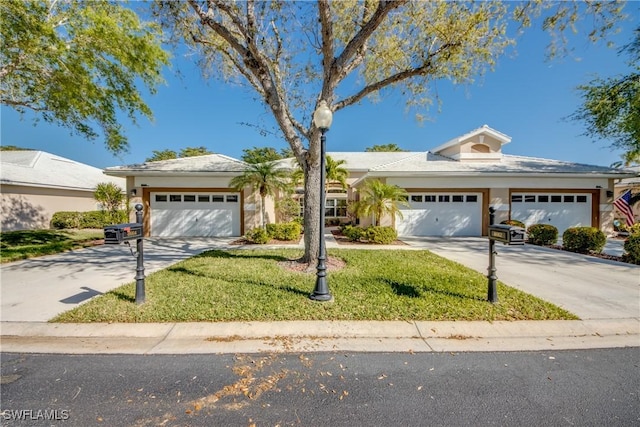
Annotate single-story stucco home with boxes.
[0,150,126,231]
[104,125,638,238]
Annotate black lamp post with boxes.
[310,100,333,302]
[134,203,145,304]
[487,206,498,303]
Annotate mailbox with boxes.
[104,223,143,244]
[488,224,526,245]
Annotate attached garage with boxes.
[397,192,484,236]
[510,191,596,235]
[150,192,241,237]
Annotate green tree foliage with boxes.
[230,162,291,228]
[0,0,170,153]
[571,27,640,166]
[350,180,409,227]
[145,146,212,162]
[154,0,624,263]
[146,149,178,162]
[179,146,212,157]
[93,182,125,222]
[0,145,31,151]
[365,144,408,152]
[241,146,290,164]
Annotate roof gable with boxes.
[431,124,511,161]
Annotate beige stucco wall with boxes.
[1,184,100,231]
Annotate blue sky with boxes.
[1,4,638,169]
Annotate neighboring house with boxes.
[1,151,126,231]
[614,165,640,225]
[104,125,635,238]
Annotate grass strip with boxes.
[1,229,104,263]
[53,248,577,323]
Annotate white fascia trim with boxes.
[359,171,634,179]
[104,171,243,177]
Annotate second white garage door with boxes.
[510,192,592,235]
[150,192,241,237]
[396,193,483,236]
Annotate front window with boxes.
[299,197,348,218]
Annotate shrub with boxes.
[50,212,81,229]
[527,224,558,246]
[266,222,301,241]
[562,227,606,254]
[51,210,129,229]
[364,226,397,244]
[79,211,110,229]
[501,219,526,228]
[625,223,640,236]
[245,227,269,244]
[622,234,640,265]
[342,225,365,242]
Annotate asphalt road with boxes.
[2,349,638,426]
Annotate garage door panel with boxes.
[196,209,234,237]
[511,193,592,235]
[397,193,482,237]
[150,192,240,237]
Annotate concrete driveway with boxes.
[0,238,233,322]
[402,237,640,320]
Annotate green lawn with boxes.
[53,248,577,323]
[1,229,104,263]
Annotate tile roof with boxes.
[104,153,248,175]
[363,152,631,176]
[1,151,125,191]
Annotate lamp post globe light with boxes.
[310,100,333,302]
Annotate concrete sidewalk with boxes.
[1,236,638,354]
[2,319,637,355]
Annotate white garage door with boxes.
[150,192,241,237]
[396,193,483,236]
[510,193,592,235]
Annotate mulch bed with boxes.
[330,230,408,246]
[229,237,301,245]
[278,256,346,273]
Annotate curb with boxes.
[1,319,638,355]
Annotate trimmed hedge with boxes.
[562,227,606,254]
[50,210,128,229]
[245,227,269,244]
[527,224,558,246]
[501,219,526,228]
[266,222,302,241]
[342,225,365,242]
[622,234,640,265]
[341,225,397,244]
[364,226,397,244]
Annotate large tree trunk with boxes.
[301,160,322,264]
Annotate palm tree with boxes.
[325,156,348,190]
[230,161,291,228]
[94,182,125,222]
[350,179,409,226]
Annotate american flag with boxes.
[614,189,635,226]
